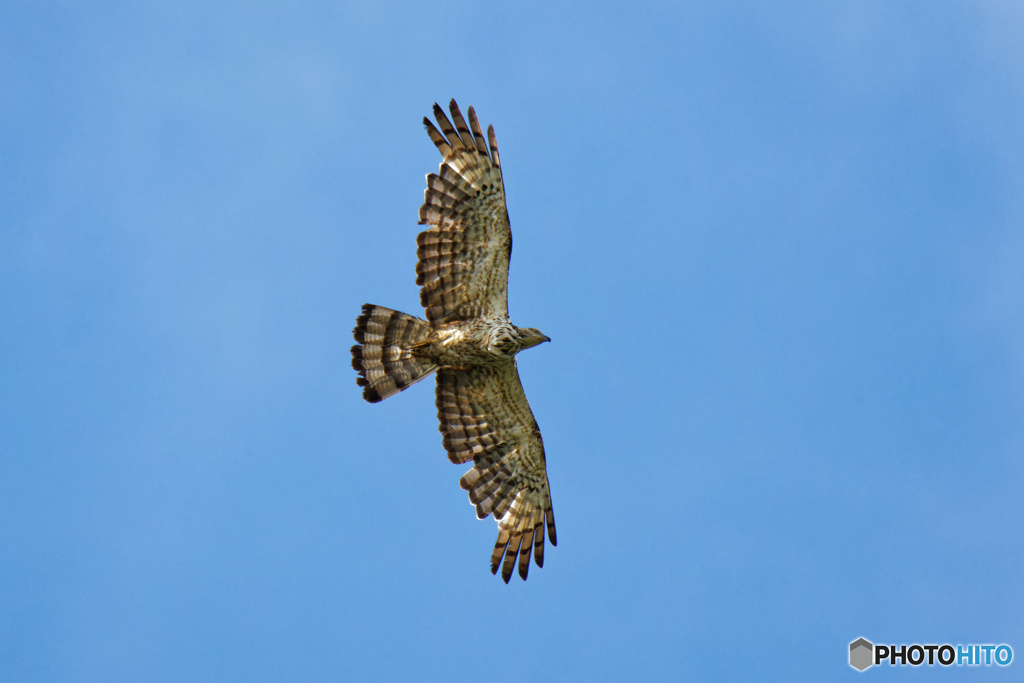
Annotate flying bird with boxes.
[351,100,556,582]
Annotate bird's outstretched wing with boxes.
[416,99,511,324]
[435,364,556,582]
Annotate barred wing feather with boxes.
[435,365,556,582]
[416,100,511,324]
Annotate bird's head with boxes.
[518,327,551,350]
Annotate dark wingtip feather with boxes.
[518,541,531,580]
[534,522,546,568]
[547,506,557,546]
[501,535,521,583]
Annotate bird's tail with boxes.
[351,304,437,403]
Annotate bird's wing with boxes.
[417,99,511,324]
[435,364,556,582]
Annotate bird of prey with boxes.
[351,100,556,582]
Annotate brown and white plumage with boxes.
[351,100,555,582]
[436,366,556,580]
[417,102,511,323]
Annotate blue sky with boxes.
[3,1,1023,680]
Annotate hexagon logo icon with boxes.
[850,638,874,671]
